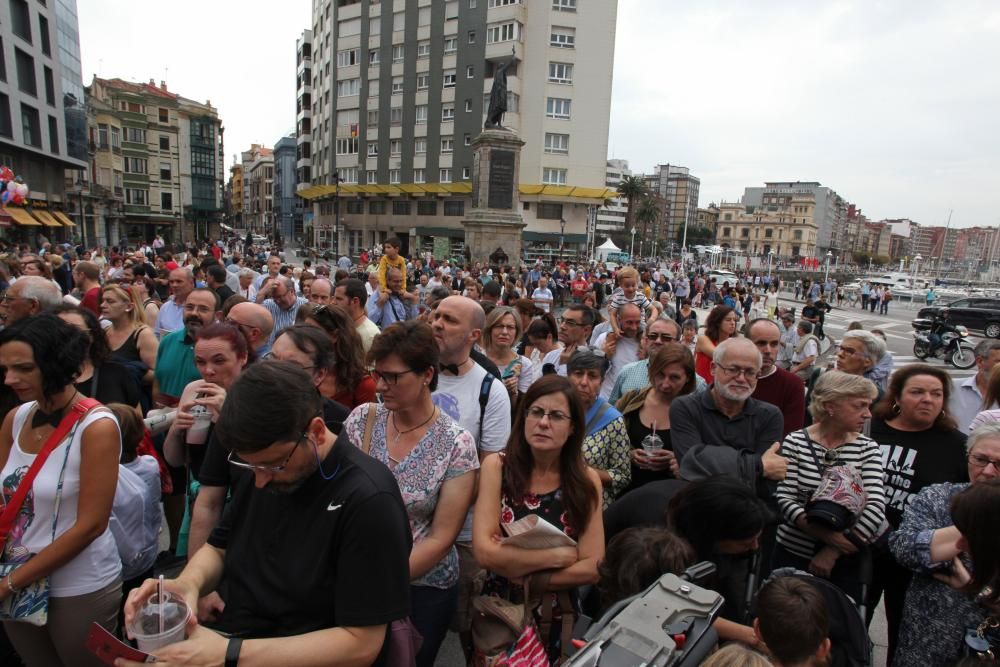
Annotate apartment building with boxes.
[743,181,847,254]
[595,158,629,244]
[274,134,304,240]
[243,144,273,235]
[642,164,700,248]
[715,193,819,259]
[299,0,617,262]
[0,0,87,238]
[229,162,244,230]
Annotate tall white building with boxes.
[299,0,617,262]
[596,158,629,242]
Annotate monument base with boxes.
[462,210,525,267]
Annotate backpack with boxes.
[109,463,159,581]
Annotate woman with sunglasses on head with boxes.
[774,370,886,603]
[865,363,968,658]
[343,320,478,667]
[565,348,631,508]
[483,306,538,403]
[473,374,604,665]
[889,424,1000,667]
[696,305,738,383]
[0,314,123,666]
[295,303,375,409]
[101,284,158,388]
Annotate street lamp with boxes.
[559,218,566,262]
[824,250,833,283]
[912,253,923,295]
[629,227,637,261]
[767,250,775,279]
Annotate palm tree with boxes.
[634,195,660,257]
[616,175,647,240]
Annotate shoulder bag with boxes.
[0,398,101,625]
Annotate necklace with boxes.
[388,406,437,459]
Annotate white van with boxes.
[708,270,738,284]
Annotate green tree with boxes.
[685,225,715,246]
[616,175,648,240]
[635,196,660,254]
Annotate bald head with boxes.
[444,295,485,331]
[228,302,274,349]
[309,277,333,305]
[433,295,486,363]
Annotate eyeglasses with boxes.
[646,333,676,342]
[372,368,417,385]
[837,345,861,356]
[228,431,307,473]
[716,364,759,380]
[0,294,32,304]
[969,453,1000,470]
[559,317,584,328]
[526,406,571,425]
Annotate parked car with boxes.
[708,270,739,285]
[918,297,1000,338]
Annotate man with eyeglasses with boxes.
[540,304,594,376]
[607,316,708,403]
[593,303,644,399]
[671,337,787,499]
[0,275,62,326]
[225,302,274,357]
[260,276,309,347]
[123,361,411,667]
[749,318,806,437]
[369,268,418,329]
[154,267,196,339]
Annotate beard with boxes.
[716,381,754,402]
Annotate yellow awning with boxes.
[7,207,41,226]
[31,210,62,227]
[52,211,76,227]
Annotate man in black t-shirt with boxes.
[123,362,410,666]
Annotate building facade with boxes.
[595,158,628,244]
[743,181,846,255]
[714,193,819,259]
[273,134,303,241]
[228,162,244,230]
[299,0,617,262]
[243,144,273,235]
[642,164,699,249]
[0,0,87,239]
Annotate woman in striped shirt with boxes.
[773,370,887,603]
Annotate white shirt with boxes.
[594,332,641,399]
[951,375,993,434]
[532,287,554,312]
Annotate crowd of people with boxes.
[0,234,997,667]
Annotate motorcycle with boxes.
[912,317,976,369]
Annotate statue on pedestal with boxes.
[484,47,515,130]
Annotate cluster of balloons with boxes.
[0,166,29,206]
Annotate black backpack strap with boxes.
[478,373,495,446]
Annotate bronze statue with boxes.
[485,47,515,129]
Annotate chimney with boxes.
[160,80,167,91]
[149,78,155,86]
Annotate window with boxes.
[159,135,169,150]
[340,167,359,184]
[550,26,575,48]
[464,99,473,112]
[548,62,573,84]
[390,107,403,124]
[367,109,378,126]
[416,41,431,59]
[444,37,457,52]
[158,107,169,123]
[368,16,380,34]
[368,49,380,65]
[393,200,411,215]
[338,17,362,37]
[337,48,360,67]
[389,169,400,184]
[126,127,146,143]
[125,188,149,206]
[416,73,429,90]
[443,69,456,88]
[552,0,576,10]
[442,105,455,121]
[43,66,54,105]
[392,45,404,63]
[741,228,750,238]
[14,48,35,96]
[537,203,563,219]
[0,37,5,82]
[468,31,476,44]
[489,0,520,6]
[487,22,520,43]
[392,12,404,31]
[390,139,401,155]
[415,105,427,124]
[0,94,13,138]
[462,166,470,180]
[367,170,377,184]
[722,227,731,237]
[419,6,431,25]
[368,79,379,97]
[544,132,569,154]
[111,126,121,149]
[347,199,364,214]
[440,168,452,183]
[161,192,173,211]
[545,97,571,119]
[337,78,360,96]
[444,200,464,215]
[464,133,471,146]
[543,168,567,185]
[367,143,379,156]
[765,228,773,238]
[441,136,454,153]
[336,137,359,154]
[47,114,57,153]
[391,76,403,94]
[9,0,31,43]
[793,229,803,240]
[159,161,171,179]
[124,157,148,174]
[369,200,386,214]
[418,200,437,215]
[413,168,425,183]
[466,65,474,78]
[414,138,427,154]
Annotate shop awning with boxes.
[52,211,76,227]
[7,207,41,226]
[31,210,62,227]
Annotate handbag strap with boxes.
[361,402,378,455]
[0,398,100,545]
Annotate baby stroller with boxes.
[759,566,874,667]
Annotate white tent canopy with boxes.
[596,237,622,261]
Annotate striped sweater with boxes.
[775,428,886,559]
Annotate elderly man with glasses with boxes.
[607,315,707,403]
[671,337,787,499]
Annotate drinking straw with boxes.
[158,574,165,635]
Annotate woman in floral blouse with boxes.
[473,374,604,664]
[344,320,478,667]
[565,347,631,507]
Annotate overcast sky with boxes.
[79,1,999,228]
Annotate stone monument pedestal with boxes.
[462,128,526,267]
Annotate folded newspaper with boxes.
[501,514,577,549]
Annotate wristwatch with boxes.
[225,637,243,667]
